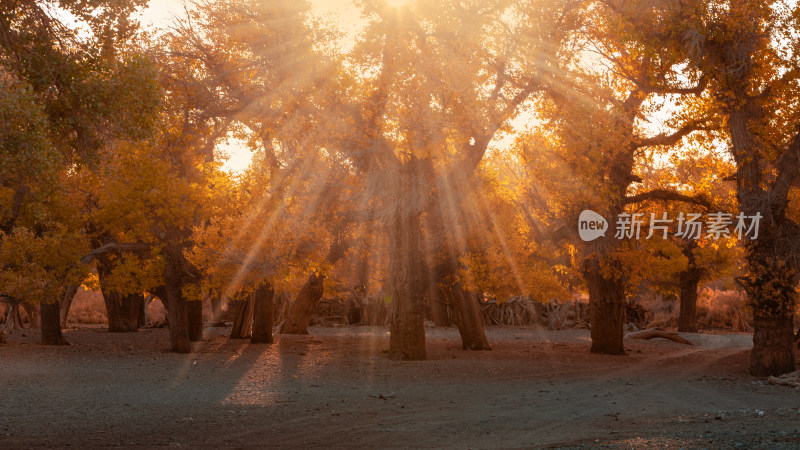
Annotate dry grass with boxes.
[640,295,678,329]
[696,288,752,332]
[640,288,756,332]
[66,288,167,325]
[67,288,107,325]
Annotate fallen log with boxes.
[626,328,693,345]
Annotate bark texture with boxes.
[40,300,68,345]
[751,317,796,377]
[209,295,223,324]
[678,241,702,333]
[188,300,203,342]
[229,297,252,339]
[59,285,78,328]
[96,254,141,332]
[156,244,191,353]
[388,209,427,361]
[583,257,625,355]
[104,292,141,333]
[251,283,275,344]
[278,273,324,334]
[449,286,491,350]
[743,254,798,376]
[137,295,147,328]
[678,271,700,333]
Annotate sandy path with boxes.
[1,326,798,448]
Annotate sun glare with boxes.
[386,0,410,8]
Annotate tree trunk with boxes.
[278,273,324,334]
[209,294,223,324]
[678,271,700,333]
[355,243,371,296]
[388,209,427,361]
[40,300,68,346]
[277,233,349,334]
[59,285,78,328]
[96,254,140,332]
[275,292,291,324]
[251,283,275,344]
[188,300,203,342]
[137,295,147,328]
[158,246,191,353]
[427,175,487,343]
[744,253,797,376]
[583,257,625,355]
[434,253,490,350]
[450,286,491,350]
[1,300,21,332]
[229,297,252,339]
[713,21,798,376]
[104,292,141,332]
[751,317,796,377]
[426,293,452,327]
[743,252,797,377]
[424,255,450,327]
[163,290,190,352]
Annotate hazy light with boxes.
[385,0,410,8]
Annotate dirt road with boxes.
[1,326,798,448]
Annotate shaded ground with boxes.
[1,325,799,448]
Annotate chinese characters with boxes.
[613,212,761,240]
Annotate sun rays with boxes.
[137,0,592,359]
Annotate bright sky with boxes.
[138,1,363,173]
[137,1,685,174]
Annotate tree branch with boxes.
[81,242,153,264]
[635,120,713,148]
[624,189,712,209]
[637,74,708,96]
[461,79,539,174]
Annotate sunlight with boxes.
[217,137,253,174]
[9,0,798,446]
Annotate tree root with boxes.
[768,371,800,388]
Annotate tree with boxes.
[324,0,579,358]
[455,158,573,309]
[190,154,331,345]
[632,153,740,332]
[79,0,327,351]
[417,0,578,350]
[527,0,716,354]
[0,0,157,344]
[0,227,88,344]
[169,0,347,338]
[82,135,218,351]
[692,0,800,375]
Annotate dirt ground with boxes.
[1,325,799,449]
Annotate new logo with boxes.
[578,210,608,241]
